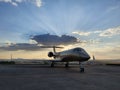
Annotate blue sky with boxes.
[0,0,120,59]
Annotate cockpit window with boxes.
[73,48,81,52]
[73,48,86,54]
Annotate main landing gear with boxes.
[51,61,85,73]
[51,62,54,67]
[51,62,69,67]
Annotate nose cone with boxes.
[83,53,91,60]
[83,54,90,61]
[86,55,90,60]
[80,54,90,61]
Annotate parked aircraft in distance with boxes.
[47,46,90,72]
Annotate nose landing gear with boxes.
[80,63,84,73]
[65,62,69,67]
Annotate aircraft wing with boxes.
[45,59,62,62]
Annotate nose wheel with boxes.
[80,63,84,73]
[80,67,84,72]
[65,62,69,67]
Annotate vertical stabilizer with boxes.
[53,46,56,54]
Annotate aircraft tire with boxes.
[65,62,69,67]
[80,68,84,73]
[51,62,54,67]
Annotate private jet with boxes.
[47,46,90,72]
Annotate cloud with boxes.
[73,26,120,37]
[11,1,18,6]
[0,34,79,51]
[31,34,78,45]
[0,0,18,6]
[106,5,120,13]
[0,0,42,7]
[93,30,102,34]
[0,43,42,51]
[33,0,42,7]
[72,30,102,36]
[99,26,120,37]
[15,0,22,3]
[72,31,91,36]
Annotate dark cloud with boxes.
[31,34,78,45]
[0,43,42,51]
[0,34,78,51]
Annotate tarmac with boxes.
[0,64,120,90]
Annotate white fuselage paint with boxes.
[53,47,90,62]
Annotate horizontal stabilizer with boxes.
[40,46,64,48]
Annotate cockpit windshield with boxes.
[73,48,87,54]
[73,48,82,52]
[73,47,90,59]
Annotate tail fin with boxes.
[40,45,63,53]
[53,46,56,53]
[53,46,64,53]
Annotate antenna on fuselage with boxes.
[93,55,95,61]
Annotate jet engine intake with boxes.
[48,52,54,57]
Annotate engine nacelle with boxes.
[48,52,54,57]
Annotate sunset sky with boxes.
[0,0,120,59]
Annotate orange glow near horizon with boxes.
[0,45,120,60]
